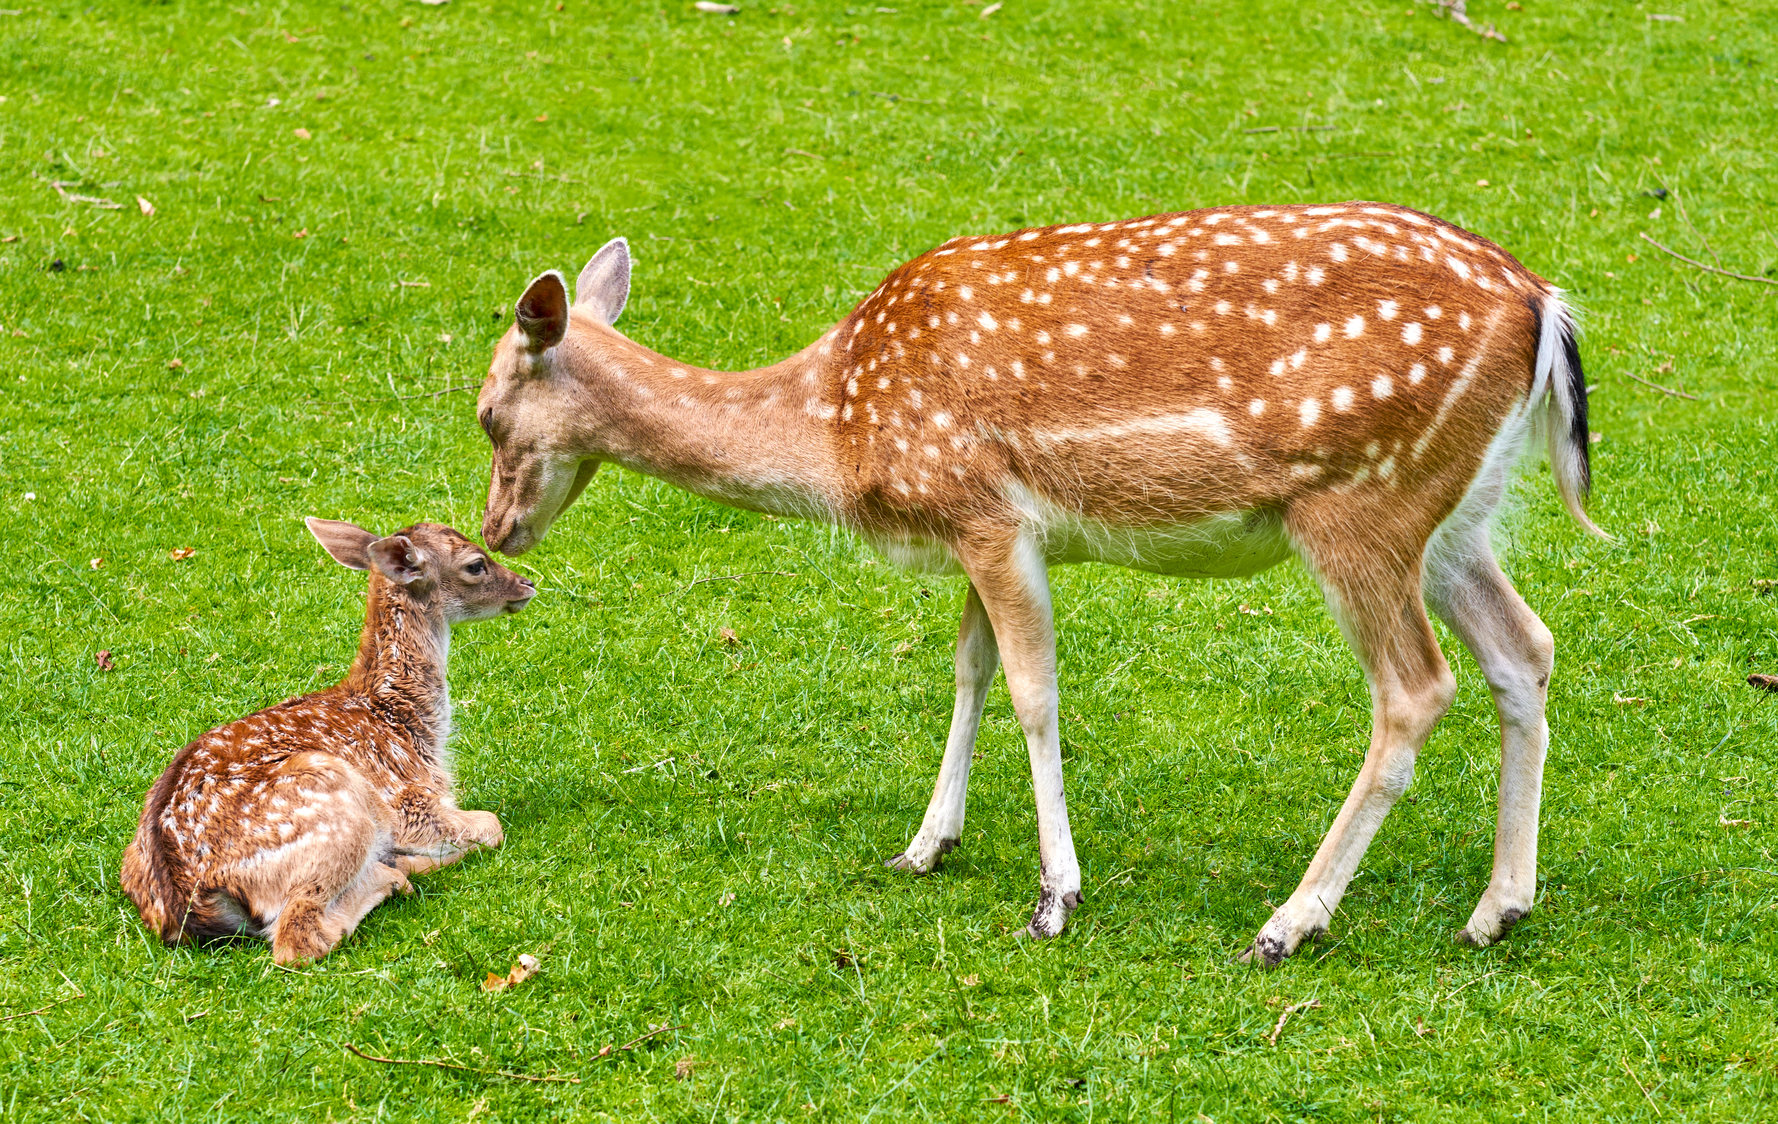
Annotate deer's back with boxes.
[826,203,1549,543]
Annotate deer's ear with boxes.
[574,237,630,325]
[305,517,377,571]
[366,536,427,587]
[515,270,570,352]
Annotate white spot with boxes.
[1299,398,1321,426]
[1377,300,1398,320]
[1269,358,1285,375]
[1305,266,1326,285]
[1344,316,1365,338]
[1459,311,1473,330]
[959,285,974,300]
[1159,323,1177,336]
[1223,260,1240,273]
[1438,345,1455,364]
[1066,323,1088,337]
[1331,386,1355,411]
[1214,300,1232,315]
[1289,349,1307,369]
[1313,323,1332,343]
[1329,243,1349,262]
[1408,363,1427,384]
[1371,375,1394,399]
[978,311,998,331]
[1424,305,1442,319]
[1402,322,1423,345]
[1249,398,1266,415]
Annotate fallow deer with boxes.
[475,202,1600,962]
[122,519,535,965]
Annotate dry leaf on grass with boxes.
[293,127,311,140]
[95,649,114,671]
[166,358,183,369]
[717,627,739,645]
[1747,674,1778,694]
[695,2,740,12]
[169,547,196,561]
[1612,693,1649,706]
[675,1056,697,1079]
[136,196,155,216]
[1720,815,1752,829]
[481,953,541,992]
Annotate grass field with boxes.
[4,0,1777,1118]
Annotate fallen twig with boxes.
[395,382,480,400]
[1,995,83,1022]
[343,1042,580,1084]
[1748,674,1778,694]
[681,569,799,591]
[1243,125,1337,134]
[622,756,675,775]
[1266,999,1321,1046]
[599,1023,685,1058]
[1639,233,1778,287]
[1622,371,1699,401]
[48,181,123,209]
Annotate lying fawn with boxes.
[122,519,535,964]
[475,202,1599,962]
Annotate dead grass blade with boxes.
[342,1042,579,1084]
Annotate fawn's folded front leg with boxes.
[959,531,1081,939]
[390,786,503,876]
[888,584,999,874]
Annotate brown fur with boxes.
[121,521,535,964]
[475,202,1596,958]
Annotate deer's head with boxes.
[478,238,632,555]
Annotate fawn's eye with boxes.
[466,558,487,576]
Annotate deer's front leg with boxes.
[888,584,999,874]
[390,786,503,876]
[962,533,1081,939]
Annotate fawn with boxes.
[122,519,535,965]
[474,202,1599,962]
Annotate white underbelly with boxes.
[862,507,1291,579]
[1038,507,1291,578]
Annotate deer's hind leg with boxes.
[231,756,407,966]
[1425,526,1555,947]
[1243,503,1456,966]
[889,583,999,873]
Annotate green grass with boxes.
[3,0,1776,1118]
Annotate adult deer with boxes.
[477,202,1600,962]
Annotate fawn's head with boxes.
[305,518,536,623]
[479,238,633,555]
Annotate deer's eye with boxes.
[466,558,487,576]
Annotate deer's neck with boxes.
[569,325,843,520]
[342,581,452,753]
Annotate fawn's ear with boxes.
[366,536,428,587]
[574,237,630,325]
[306,517,377,571]
[515,270,570,353]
